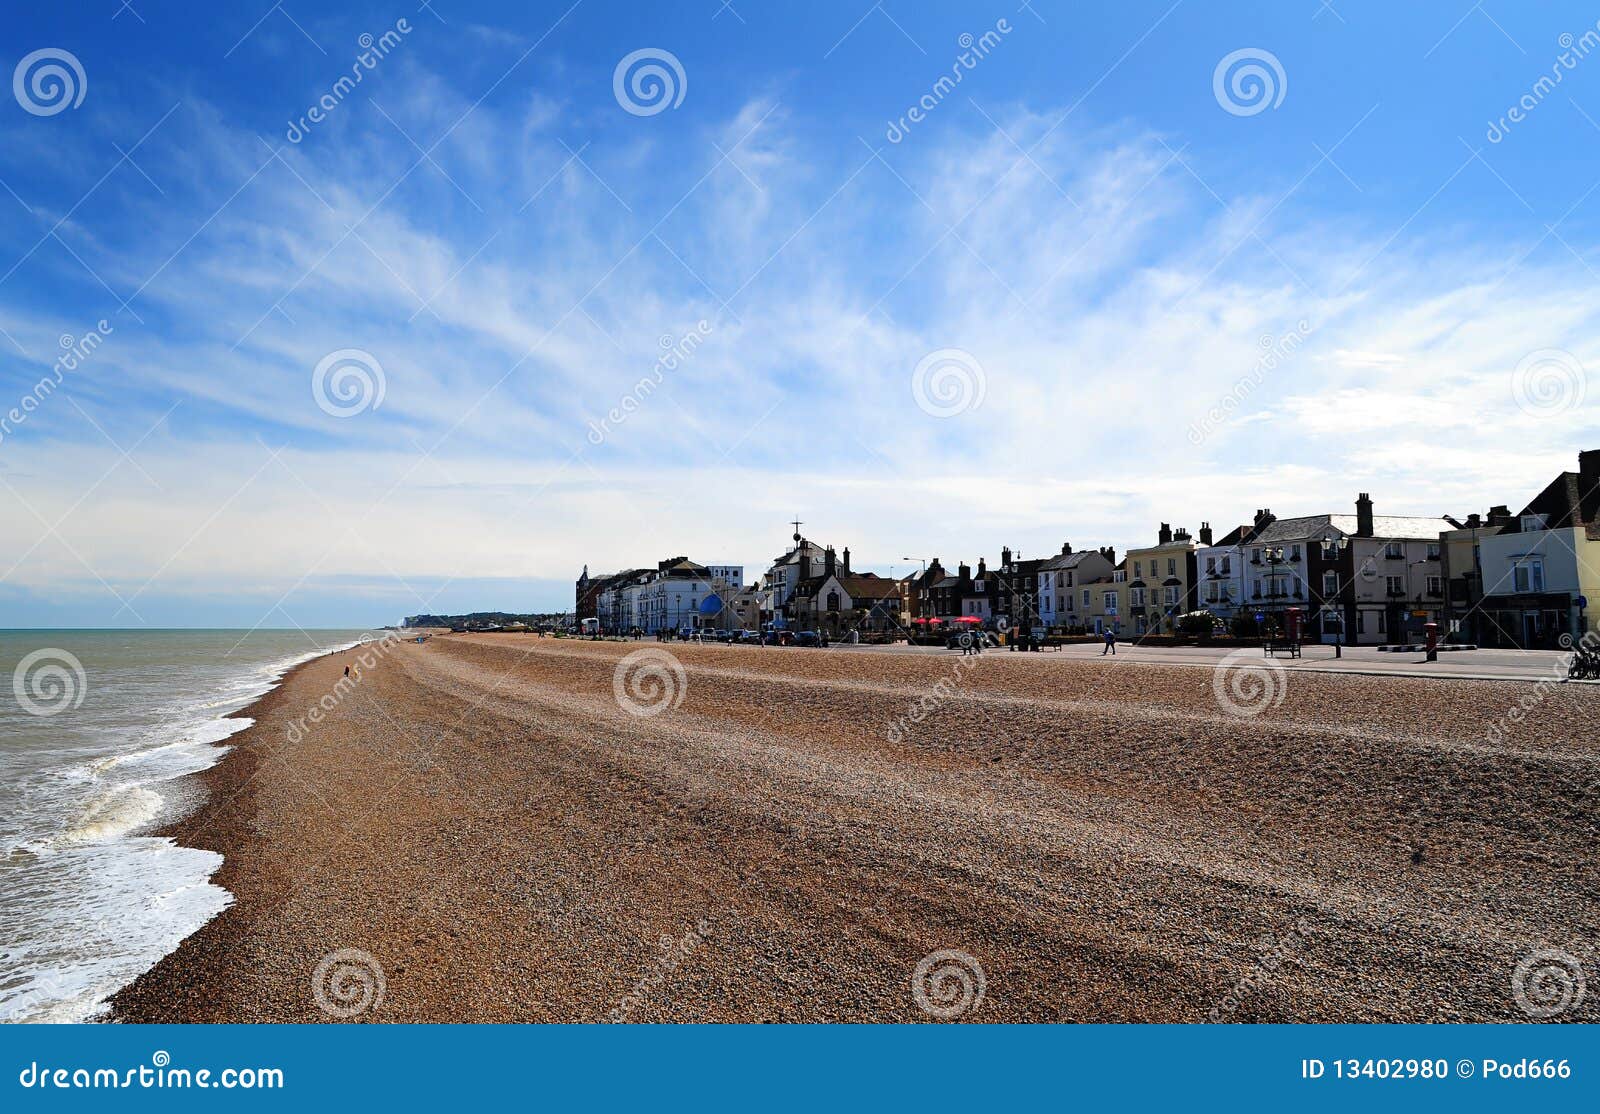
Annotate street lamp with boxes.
[1322,533,1349,658]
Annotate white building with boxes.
[1035,544,1115,630]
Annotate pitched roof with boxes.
[1251,513,1448,544]
[1513,469,1600,537]
[1036,549,1108,571]
[837,575,900,599]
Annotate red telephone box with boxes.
[1284,607,1303,646]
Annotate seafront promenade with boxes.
[113,633,1600,1024]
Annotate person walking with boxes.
[1102,628,1116,655]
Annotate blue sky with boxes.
[1,0,1598,626]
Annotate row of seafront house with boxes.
[576,450,1600,651]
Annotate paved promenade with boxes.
[833,639,1575,683]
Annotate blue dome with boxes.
[698,593,723,615]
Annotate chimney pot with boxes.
[1356,493,1375,537]
[1580,449,1600,480]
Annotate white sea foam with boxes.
[0,628,379,1023]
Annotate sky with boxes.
[1,0,1598,627]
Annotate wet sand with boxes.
[112,633,1600,1022]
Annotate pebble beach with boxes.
[111,634,1600,1023]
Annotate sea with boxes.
[0,629,381,1023]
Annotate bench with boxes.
[1263,640,1301,659]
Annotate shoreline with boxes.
[109,633,1600,1023]
[108,644,360,1023]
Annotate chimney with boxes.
[977,558,987,579]
[1488,504,1512,527]
[1356,493,1374,537]
[824,546,836,576]
[801,552,811,581]
[1101,546,1115,563]
[1254,508,1275,531]
[1001,546,1012,567]
[1173,526,1191,542]
[958,562,971,581]
[1158,522,1173,545]
[1061,541,1072,555]
[842,547,851,574]
[1466,513,1482,528]
[1581,449,1600,482]
[1198,522,1213,546]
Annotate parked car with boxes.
[945,630,997,649]
[795,630,821,647]
[733,630,761,645]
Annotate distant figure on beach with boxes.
[1102,629,1116,655]
[343,665,350,677]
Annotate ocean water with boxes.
[0,629,379,1023]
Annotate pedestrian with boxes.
[1102,628,1116,656]
[343,665,350,677]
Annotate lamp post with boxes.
[1322,533,1349,658]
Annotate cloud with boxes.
[1,58,1597,619]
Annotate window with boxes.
[1164,585,1179,606]
[1426,543,1440,560]
[1206,557,1217,574]
[1251,548,1262,564]
[1082,588,1090,607]
[1323,571,1339,596]
[1167,558,1176,576]
[1512,557,1545,593]
[1289,545,1301,561]
[1385,542,1403,559]
[1221,557,1231,574]
[1357,612,1366,634]
[1253,578,1262,597]
[1386,576,1403,595]
[1133,561,1142,578]
[1104,592,1118,614]
[1426,576,1442,596]
[826,590,840,612]
[1377,611,1386,633]
[1522,514,1548,532]
[1130,587,1147,606]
